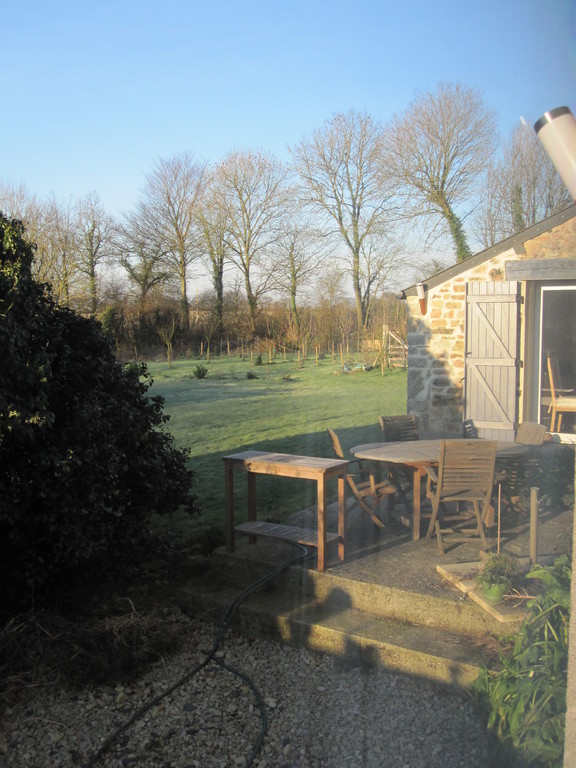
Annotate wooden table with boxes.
[223,451,349,571]
[351,439,527,540]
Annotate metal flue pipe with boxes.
[534,106,576,202]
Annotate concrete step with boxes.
[205,545,522,638]
[174,544,514,690]
[181,506,572,691]
[176,576,495,689]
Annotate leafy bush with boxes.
[0,214,199,612]
[473,555,571,767]
[193,364,208,379]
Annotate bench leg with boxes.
[412,467,421,540]
[247,472,257,544]
[225,460,235,552]
[338,475,346,561]
[317,476,327,571]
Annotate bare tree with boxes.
[473,122,572,247]
[384,83,498,262]
[195,171,231,339]
[44,195,80,306]
[212,150,289,337]
[291,110,399,332]
[269,202,327,344]
[0,181,33,220]
[313,268,353,351]
[117,210,170,315]
[157,314,176,366]
[138,153,206,326]
[75,191,117,315]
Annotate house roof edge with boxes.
[402,203,576,296]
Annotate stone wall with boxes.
[406,215,576,436]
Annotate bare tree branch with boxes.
[384,82,498,262]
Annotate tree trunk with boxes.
[352,251,365,332]
[213,261,224,339]
[179,267,189,328]
[439,196,472,263]
[245,278,257,337]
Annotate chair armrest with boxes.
[424,466,438,497]
[424,466,438,482]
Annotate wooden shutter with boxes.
[464,281,521,440]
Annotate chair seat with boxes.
[327,428,396,529]
[547,356,576,431]
[364,478,396,495]
[557,395,576,408]
[435,490,488,503]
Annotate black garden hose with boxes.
[83,541,315,768]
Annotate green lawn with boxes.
[146,355,407,536]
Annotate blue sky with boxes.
[1,0,575,215]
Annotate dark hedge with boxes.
[0,214,199,612]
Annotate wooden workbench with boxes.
[223,451,349,571]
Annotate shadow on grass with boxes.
[159,423,388,537]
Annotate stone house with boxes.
[401,204,576,441]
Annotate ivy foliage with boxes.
[473,555,571,767]
[0,214,199,612]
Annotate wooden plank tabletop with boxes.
[223,451,349,478]
[351,439,527,465]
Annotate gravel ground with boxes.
[0,612,496,768]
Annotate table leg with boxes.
[247,471,257,544]
[224,460,235,552]
[317,476,327,571]
[412,467,421,540]
[338,474,346,562]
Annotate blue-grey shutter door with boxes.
[464,281,521,440]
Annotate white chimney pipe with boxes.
[534,106,576,202]
[416,282,426,314]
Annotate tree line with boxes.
[1,82,570,358]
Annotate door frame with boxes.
[524,280,576,432]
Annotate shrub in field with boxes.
[193,364,208,379]
[473,555,571,767]
[0,214,199,612]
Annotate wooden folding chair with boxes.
[326,428,396,528]
[494,422,547,514]
[425,440,497,554]
[379,414,422,514]
[462,419,478,438]
[379,415,419,442]
[515,421,546,446]
[547,356,576,432]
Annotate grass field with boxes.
[146,355,407,537]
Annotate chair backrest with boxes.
[436,439,497,499]
[516,421,546,446]
[547,355,559,402]
[379,415,419,442]
[462,419,479,438]
[326,428,345,460]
